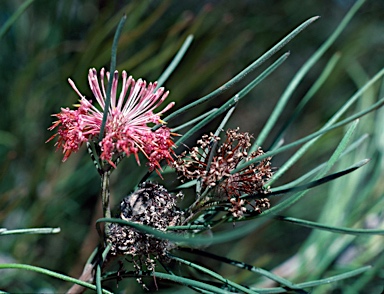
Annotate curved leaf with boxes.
[0,264,113,294]
[276,216,384,235]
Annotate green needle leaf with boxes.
[0,264,113,294]
[252,120,362,216]
[177,247,304,291]
[169,254,258,294]
[276,216,384,235]
[243,158,369,200]
[269,53,341,150]
[148,272,230,293]
[99,15,127,140]
[175,52,289,147]
[233,69,384,175]
[164,16,318,123]
[296,266,371,288]
[96,217,268,246]
[156,35,194,89]
[252,266,371,292]
[0,227,60,236]
[254,0,366,149]
[0,0,35,40]
[271,134,368,191]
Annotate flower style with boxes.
[47,68,175,171]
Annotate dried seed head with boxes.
[174,128,272,196]
[174,128,273,218]
[107,182,183,277]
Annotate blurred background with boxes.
[1,0,384,293]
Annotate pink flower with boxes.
[47,68,175,171]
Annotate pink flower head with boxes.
[47,68,175,171]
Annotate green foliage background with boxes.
[1,0,383,293]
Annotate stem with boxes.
[101,172,111,219]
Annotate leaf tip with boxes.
[310,16,321,22]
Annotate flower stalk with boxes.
[101,171,111,220]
